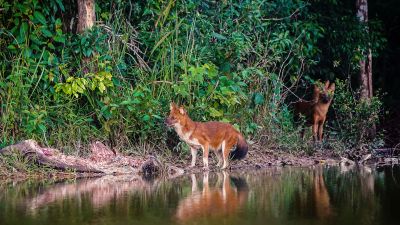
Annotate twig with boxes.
[152,80,174,85]
[261,6,304,21]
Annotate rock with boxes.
[140,158,161,176]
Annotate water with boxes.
[1,166,400,225]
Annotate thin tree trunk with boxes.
[356,0,373,100]
[356,0,375,136]
[77,0,95,34]
[77,0,95,74]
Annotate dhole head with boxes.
[165,102,188,127]
[314,80,335,104]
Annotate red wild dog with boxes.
[294,80,335,142]
[165,103,248,170]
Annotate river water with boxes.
[0,165,399,225]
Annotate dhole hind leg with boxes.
[214,149,223,167]
[221,140,235,170]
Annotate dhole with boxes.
[294,80,335,141]
[165,103,248,170]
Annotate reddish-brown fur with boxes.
[294,81,335,141]
[165,103,248,170]
[175,172,248,223]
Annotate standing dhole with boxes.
[294,80,335,142]
[165,103,248,170]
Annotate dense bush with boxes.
[329,79,384,151]
[0,0,385,153]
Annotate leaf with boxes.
[55,18,62,28]
[66,77,74,82]
[209,107,223,118]
[55,0,65,11]
[53,35,65,43]
[41,28,53,38]
[23,48,32,58]
[150,30,172,55]
[254,93,264,105]
[47,42,55,50]
[142,115,150,121]
[98,82,106,93]
[20,22,28,37]
[33,11,46,25]
[38,124,47,132]
[212,32,227,40]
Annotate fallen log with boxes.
[1,140,103,173]
[0,140,184,178]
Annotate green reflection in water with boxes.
[0,166,399,225]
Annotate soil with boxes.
[0,139,396,180]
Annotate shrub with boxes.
[329,79,384,150]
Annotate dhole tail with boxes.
[229,135,248,160]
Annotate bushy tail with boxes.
[229,135,248,160]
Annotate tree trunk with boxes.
[77,0,95,75]
[77,0,95,34]
[356,0,373,100]
[356,0,375,137]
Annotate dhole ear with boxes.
[313,83,320,93]
[328,83,335,91]
[324,80,330,89]
[179,107,186,115]
[170,102,177,111]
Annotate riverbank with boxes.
[0,139,394,180]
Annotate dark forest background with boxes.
[0,0,399,154]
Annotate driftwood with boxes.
[0,139,183,177]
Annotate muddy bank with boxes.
[1,139,398,179]
[0,139,184,179]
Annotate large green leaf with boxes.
[33,11,46,25]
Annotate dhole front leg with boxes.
[318,121,325,141]
[312,123,318,142]
[189,147,197,168]
[202,144,209,170]
[221,141,234,170]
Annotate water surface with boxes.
[1,166,399,225]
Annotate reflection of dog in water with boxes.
[313,167,332,219]
[175,171,248,223]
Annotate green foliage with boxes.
[0,0,386,153]
[330,79,384,150]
